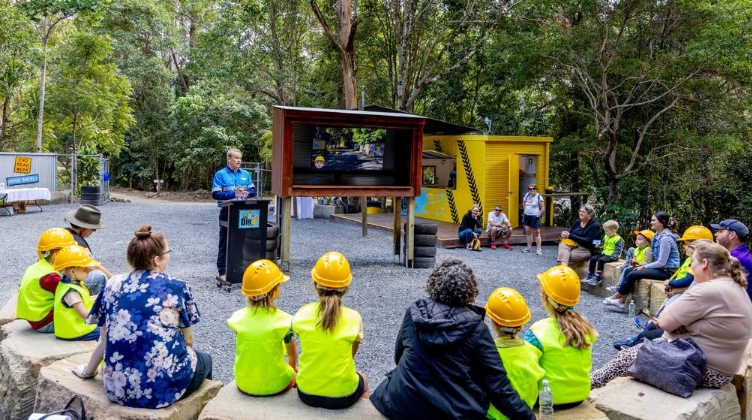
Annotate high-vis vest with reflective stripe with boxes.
[53,281,96,339]
[17,260,57,322]
[487,340,545,420]
[529,317,595,404]
[634,246,651,263]
[671,257,692,281]
[227,307,295,395]
[601,234,623,258]
[292,302,361,397]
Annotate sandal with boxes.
[72,365,97,379]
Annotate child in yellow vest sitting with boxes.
[486,287,545,420]
[17,228,77,333]
[292,251,369,409]
[53,245,100,341]
[524,266,598,408]
[584,220,624,285]
[227,259,298,396]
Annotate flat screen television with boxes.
[311,127,385,171]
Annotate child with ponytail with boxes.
[525,266,598,408]
[292,251,369,409]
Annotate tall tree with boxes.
[311,0,359,108]
[542,0,752,203]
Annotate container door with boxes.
[507,154,519,227]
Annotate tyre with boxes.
[413,234,438,247]
[410,257,436,269]
[266,250,279,260]
[248,223,280,240]
[402,244,437,258]
[265,239,278,252]
[403,223,438,235]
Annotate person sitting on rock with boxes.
[63,204,112,295]
[53,245,101,341]
[17,228,77,333]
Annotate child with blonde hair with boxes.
[486,287,544,419]
[228,259,297,396]
[584,220,624,285]
[53,245,101,341]
[292,251,368,409]
[525,266,598,408]
[607,229,654,293]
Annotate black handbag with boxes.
[36,395,86,420]
[626,338,706,398]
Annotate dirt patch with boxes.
[110,186,214,203]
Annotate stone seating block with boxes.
[589,376,740,420]
[633,279,662,315]
[535,400,608,419]
[571,260,589,280]
[0,293,18,341]
[649,282,668,315]
[582,262,623,298]
[0,320,97,420]
[733,339,752,420]
[198,380,386,420]
[35,353,223,420]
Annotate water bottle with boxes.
[628,300,635,317]
[539,379,554,420]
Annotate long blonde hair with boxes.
[315,285,349,332]
[542,291,598,350]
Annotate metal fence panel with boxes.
[0,152,57,191]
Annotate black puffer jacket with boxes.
[371,299,535,420]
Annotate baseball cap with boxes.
[710,219,749,240]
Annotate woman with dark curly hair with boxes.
[370,258,535,420]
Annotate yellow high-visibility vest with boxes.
[487,340,545,420]
[17,260,57,322]
[53,281,96,339]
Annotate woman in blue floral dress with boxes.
[72,225,212,409]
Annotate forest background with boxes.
[1,0,751,232]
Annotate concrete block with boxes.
[590,376,740,420]
[198,380,386,420]
[313,204,343,219]
[582,262,623,298]
[733,339,752,420]
[536,400,608,419]
[571,260,589,281]
[0,320,96,420]
[634,279,663,315]
[649,282,668,315]
[35,353,223,420]
[0,293,18,341]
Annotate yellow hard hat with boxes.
[676,225,713,242]
[242,259,289,298]
[314,156,325,162]
[311,251,352,288]
[37,228,77,260]
[53,245,100,272]
[561,238,577,247]
[633,229,654,242]
[485,287,531,327]
[537,265,580,307]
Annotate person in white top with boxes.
[521,184,544,255]
[487,205,513,250]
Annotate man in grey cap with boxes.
[64,204,112,295]
[712,219,752,301]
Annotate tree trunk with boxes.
[0,96,9,145]
[337,0,357,109]
[36,17,49,153]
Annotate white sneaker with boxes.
[603,298,625,309]
[522,247,532,253]
[536,250,543,255]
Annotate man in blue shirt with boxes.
[712,219,752,301]
[211,148,256,281]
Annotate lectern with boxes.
[220,199,270,285]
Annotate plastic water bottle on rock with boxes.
[628,300,635,318]
[539,379,554,420]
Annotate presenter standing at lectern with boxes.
[212,148,256,282]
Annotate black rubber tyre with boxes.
[413,246,437,258]
[410,257,436,269]
[247,224,280,240]
[413,234,438,247]
[403,223,439,235]
[265,239,278,251]
[266,250,279,260]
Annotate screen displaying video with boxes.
[310,126,385,171]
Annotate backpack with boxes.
[470,237,482,251]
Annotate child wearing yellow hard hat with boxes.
[606,229,654,294]
[17,228,77,333]
[292,251,369,408]
[524,266,598,408]
[486,287,544,420]
[227,259,297,396]
[53,245,101,341]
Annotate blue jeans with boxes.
[60,327,100,341]
[182,350,213,400]
[458,228,482,245]
[619,267,674,295]
[33,322,54,333]
[217,208,228,276]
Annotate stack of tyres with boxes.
[243,223,281,266]
[403,223,438,269]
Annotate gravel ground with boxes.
[0,199,633,388]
